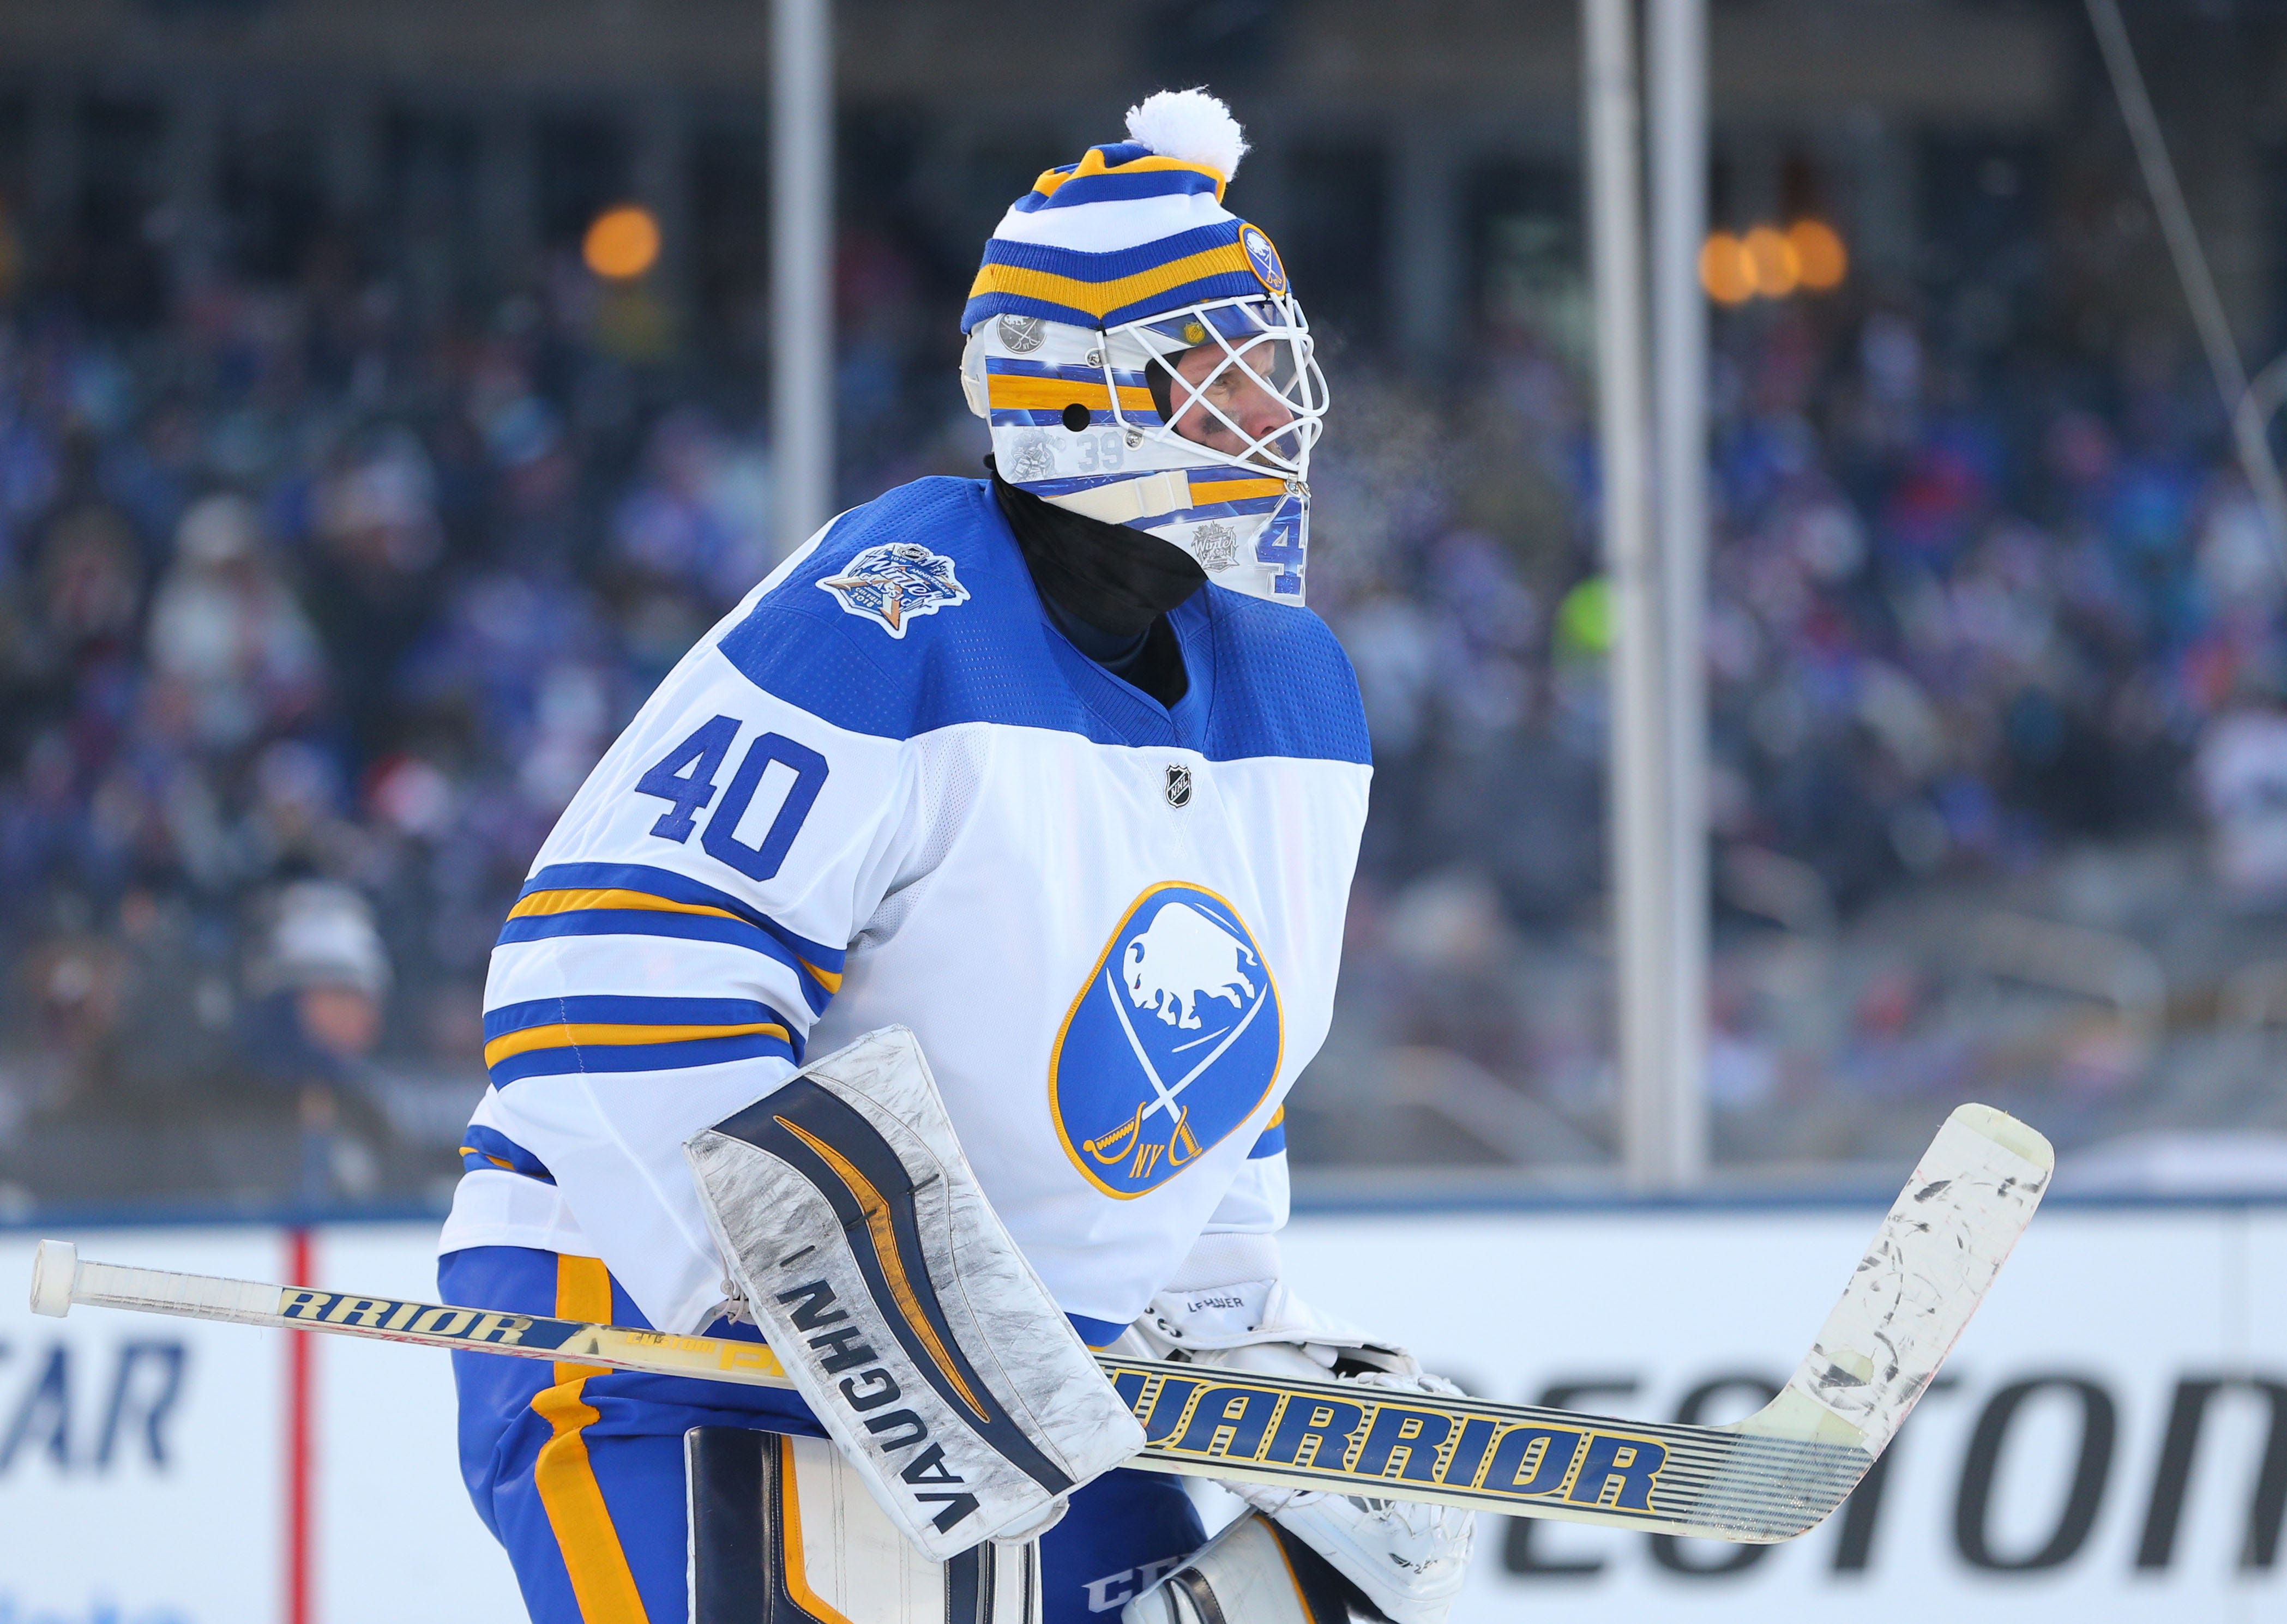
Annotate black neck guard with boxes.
[990,466,1202,707]
[990,467,1205,636]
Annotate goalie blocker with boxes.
[685,1027,1145,1560]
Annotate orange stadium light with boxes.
[1699,231,1756,305]
[584,204,662,280]
[1789,218,1849,291]
[1742,225,1800,298]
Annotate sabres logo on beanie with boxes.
[959,90,1326,605]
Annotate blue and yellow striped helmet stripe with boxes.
[976,220,1247,288]
[1018,145,1227,211]
[962,234,1265,333]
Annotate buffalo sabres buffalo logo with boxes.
[816,543,971,637]
[1050,884,1282,1198]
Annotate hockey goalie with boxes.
[438,89,1475,1624]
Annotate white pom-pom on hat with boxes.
[1124,88,1249,182]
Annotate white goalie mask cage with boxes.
[963,289,1330,604]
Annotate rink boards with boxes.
[1,1198,2280,1624]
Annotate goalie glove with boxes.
[1116,1251,1477,1624]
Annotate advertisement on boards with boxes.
[1281,1204,2287,1624]
[0,1229,286,1624]
[0,1228,521,1624]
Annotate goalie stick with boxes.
[26,1102,2048,1543]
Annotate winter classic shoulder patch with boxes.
[816,542,972,637]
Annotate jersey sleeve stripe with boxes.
[459,1123,557,1182]
[495,909,839,1012]
[517,861,848,973]
[484,994,791,1041]
[481,994,803,1078]
[1247,1105,1286,1159]
[485,1019,790,1066]
[487,1020,790,1065]
[508,886,745,923]
[487,1027,801,1086]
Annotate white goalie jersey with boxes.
[440,474,1371,1342]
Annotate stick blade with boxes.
[29,1239,78,1318]
[1747,1103,2052,1459]
[1672,1106,2052,1542]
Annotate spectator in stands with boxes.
[2196,689,2287,906]
[302,432,444,759]
[242,878,391,1199]
[146,492,326,751]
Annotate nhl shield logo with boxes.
[1165,764,1192,807]
[816,542,971,637]
[1050,884,1282,1198]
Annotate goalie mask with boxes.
[959,90,1328,604]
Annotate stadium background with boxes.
[0,1,2284,1618]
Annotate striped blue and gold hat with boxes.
[961,96,1286,335]
[958,90,1326,606]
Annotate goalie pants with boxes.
[443,1245,1206,1624]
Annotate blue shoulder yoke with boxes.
[713,478,1370,766]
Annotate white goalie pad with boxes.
[685,1027,1145,1560]
[688,1426,1040,1624]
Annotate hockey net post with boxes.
[25,1102,2050,1543]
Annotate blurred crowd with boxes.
[7,202,2287,1203]
[1320,299,2287,914]
[0,257,811,1203]
[1301,291,2287,1171]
